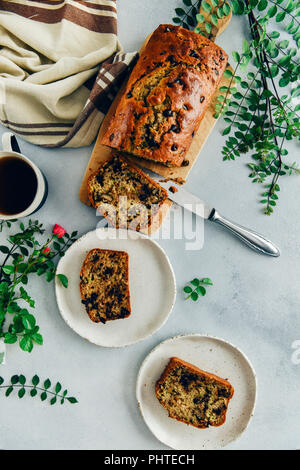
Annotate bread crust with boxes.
[87,155,168,230]
[155,357,234,429]
[102,24,228,167]
[79,248,131,324]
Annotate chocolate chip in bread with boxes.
[155,357,234,429]
[87,155,168,231]
[79,248,131,324]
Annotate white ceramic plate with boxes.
[136,334,257,450]
[55,228,176,347]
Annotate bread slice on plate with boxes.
[155,357,234,429]
[87,154,168,231]
[79,248,131,324]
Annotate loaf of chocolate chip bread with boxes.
[79,248,131,324]
[155,357,234,429]
[101,24,228,167]
[87,155,168,231]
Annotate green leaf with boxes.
[31,333,43,345]
[18,388,26,399]
[2,265,14,275]
[196,286,206,296]
[56,274,68,289]
[66,397,78,404]
[32,375,40,386]
[30,388,38,397]
[270,31,280,39]
[242,40,250,54]
[222,126,231,136]
[21,313,36,330]
[19,375,26,385]
[191,278,200,286]
[21,275,28,285]
[20,336,33,353]
[44,379,51,390]
[217,7,224,18]
[201,278,213,285]
[196,13,204,23]
[232,51,240,62]
[205,22,212,34]
[278,40,289,49]
[50,396,57,406]
[202,2,211,13]
[267,5,277,18]
[276,11,286,22]
[211,14,218,26]
[11,375,19,385]
[184,286,192,294]
[0,246,9,254]
[191,292,199,301]
[175,8,185,16]
[40,391,47,401]
[223,2,231,15]
[55,382,62,394]
[257,0,267,10]
[224,69,233,78]
[4,333,17,344]
[6,386,13,397]
[46,271,55,283]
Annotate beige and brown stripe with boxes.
[0,0,137,147]
[0,0,117,33]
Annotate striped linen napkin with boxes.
[0,0,137,147]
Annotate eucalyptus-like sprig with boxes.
[184,277,214,301]
[0,374,78,405]
[0,220,77,352]
[174,0,300,215]
[173,0,232,37]
[173,0,203,29]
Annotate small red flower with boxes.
[42,247,51,254]
[53,224,66,238]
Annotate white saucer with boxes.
[136,334,257,449]
[55,228,176,347]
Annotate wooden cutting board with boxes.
[79,3,232,231]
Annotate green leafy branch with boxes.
[173,0,203,29]
[183,277,214,301]
[174,0,300,215]
[0,374,78,405]
[196,0,232,38]
[217,0,300,215]
[0,220,77,352]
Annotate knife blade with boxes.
[135,163,280,257]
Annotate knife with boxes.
[137,165,280,257]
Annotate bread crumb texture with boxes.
[155,357,234,429]
[87,155,168,230]
[79,248,131,324]
[102,24,228,167]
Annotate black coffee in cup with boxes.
[0,156,38,215]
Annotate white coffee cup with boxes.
[0,132,48,220]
